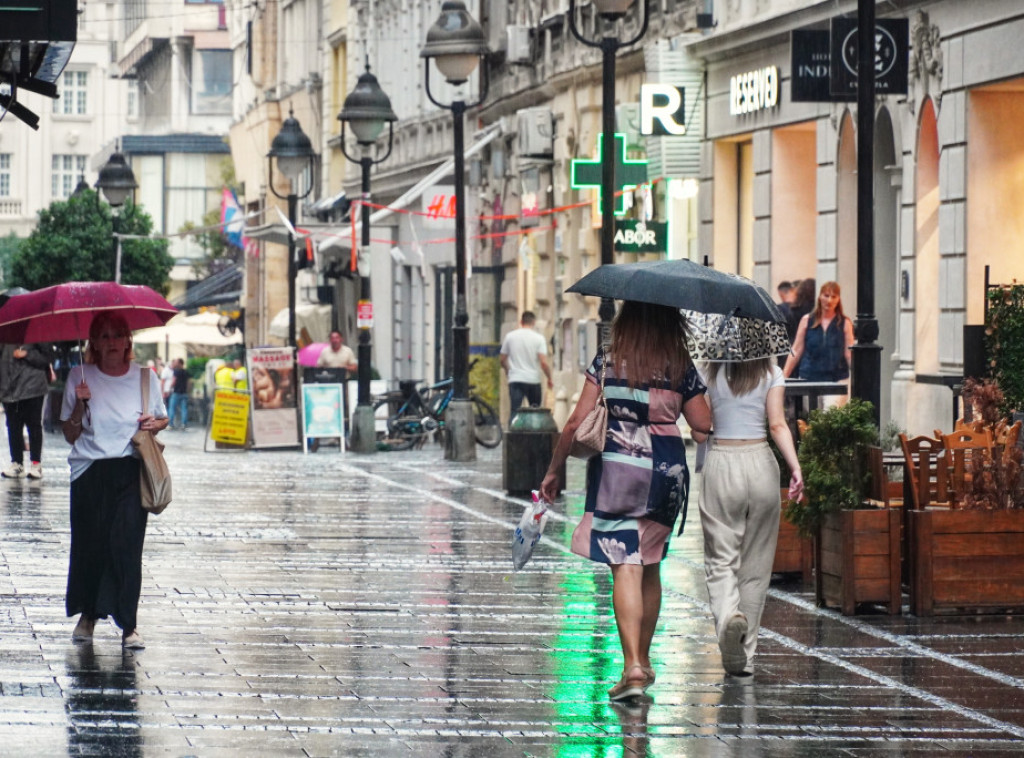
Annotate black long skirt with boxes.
[65,456,148,632]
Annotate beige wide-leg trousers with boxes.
[698,441,781,669]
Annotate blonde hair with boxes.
[608,301,692,389]
[705,357,773,396]
[84,312,134,365]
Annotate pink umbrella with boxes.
[0,281,177,343]
[298,342,329,367]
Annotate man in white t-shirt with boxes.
[499,311,552,423]
[317,330,357,372]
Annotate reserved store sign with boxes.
[729,66,779,115]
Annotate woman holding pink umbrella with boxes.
[61,312,168,649]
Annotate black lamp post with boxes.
[267,110,315,353]
[337,61,397,454]
[421,0,490,462]
[568,0,648,344]
[851,0,882,426]
[94,151,138,283]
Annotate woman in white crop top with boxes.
[696,357,803,682]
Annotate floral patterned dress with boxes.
[570,351,706,565]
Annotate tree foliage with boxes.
[10,189,174,294]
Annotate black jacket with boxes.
[0,344,51,403]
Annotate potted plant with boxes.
[787,399,901,615]
[909,377,1024,615]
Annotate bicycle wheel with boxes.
[471,396,503,448]
[373,396,422,450]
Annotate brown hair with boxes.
[705,357,773,397]
[793,278,816,309]
[84,312,134,365]
[608,301,692,389]
[810,280,846,328]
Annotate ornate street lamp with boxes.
[267,110,315,352]
[338,61,397,454]
[851,0,882,424]
[421,0,490,462]
[95,151,138,283]
[568,0,649,343]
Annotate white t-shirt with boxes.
[701,364,785,439]
[159,365,174,397]
[317,344,356,369]
[500,327,547,384]
[61,363,168,481]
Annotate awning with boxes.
[172,264,243,310]
[245,221,351,249]
[308,188,347,215]
[319,122,502,254]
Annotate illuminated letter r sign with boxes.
[640,84,686,136]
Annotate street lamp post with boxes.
[851,0,882,426]
[95,151,138,283]
[568,0,648,345]
[421,1,490,462]
[337,61,397,454]
[267,110,315,354]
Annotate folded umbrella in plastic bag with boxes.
[512,491,549,571]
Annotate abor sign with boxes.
[613,220,667,254]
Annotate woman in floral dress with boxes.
[541,301,711,701]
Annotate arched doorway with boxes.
[835,112,857,298]
[915,100,940,376]
[873,107,900,426]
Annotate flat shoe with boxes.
[71,617,94,643]
[608,665,647,702]
[721,613,748,675]
[122,630,145,650]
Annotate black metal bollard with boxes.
[503,407,563,497]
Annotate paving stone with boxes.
[2,431,1024,754]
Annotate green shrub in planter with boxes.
[987,284,1024,415]
[786,398,878,538]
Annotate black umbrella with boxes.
[566,260,785,323]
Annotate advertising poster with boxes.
[210,388,250,445]
[302,383,346,453]
[247,347,299,448]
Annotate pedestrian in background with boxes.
[500,311,552,423]
[786,278,816,343]
[61,312,168,649]
[317,330,357,372]
[697,357,803,682]
[783,281,854,408]
[540,301,712,701]
[158,358,174,404]
[168,358,190,429]
[0,342,52,479]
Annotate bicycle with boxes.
[373,371,503,451]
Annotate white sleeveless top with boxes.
[701,364,785,439]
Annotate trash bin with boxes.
[503,407,563,496]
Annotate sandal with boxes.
[640,665,656,691]
[608,665,647,701]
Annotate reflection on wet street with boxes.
[1,430,1023,755]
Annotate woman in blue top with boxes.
[783,281,854,407]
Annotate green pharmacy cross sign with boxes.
[571,133,648,216]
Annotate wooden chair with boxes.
[899,433,950,510]
[867,445,903,507]
[941,428,993,504]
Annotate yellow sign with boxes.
[211,389,250,445]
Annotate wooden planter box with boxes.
[773,497,813,582]
[910,509,1024,616]
[815,507,902,616]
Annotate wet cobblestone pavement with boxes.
[2,429,1024,756]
